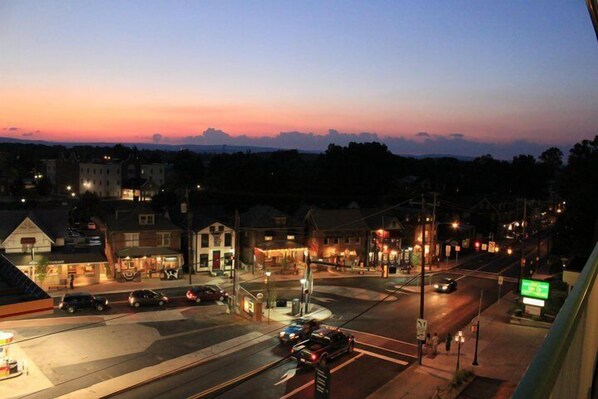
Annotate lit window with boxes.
[265,235,273,241]
[124,233,139,247]
[157,232,171,247]
[139,214,155,225]
[287,235,295,240]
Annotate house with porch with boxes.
[240,206,307,273]
[0,210,107,289]
[304,208,369,267]
[105,208,183,282]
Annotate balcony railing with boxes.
[512,241,598,399]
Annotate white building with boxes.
[192,221,236,276]
[79,162,122,198]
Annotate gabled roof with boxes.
[0,210,68,242]
[306,208,369,231]
[241,205,303,229]
[105,209,182,233]
[361,208,405,231]
[191,205,233,231]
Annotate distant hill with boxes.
[0,136,473,160]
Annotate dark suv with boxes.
[128,289,169,308]
[186,285,228,303]
[59,292,109,313]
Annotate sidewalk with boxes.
[367,291,548,399]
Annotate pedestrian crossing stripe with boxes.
[354,348,409,365]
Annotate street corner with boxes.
[0,340,54,399]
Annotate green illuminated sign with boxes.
[520,279,550,300]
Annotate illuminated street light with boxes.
[20,198,26,203]
[66,185,72,191]
[508,248,513,255]
[451,222,459,229]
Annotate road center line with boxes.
[354,348,409,365]
[279,353,365,399]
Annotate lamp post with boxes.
[455,330,465,372]
[300,278,307,316]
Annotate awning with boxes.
[255,240,308,252]
[20,237,36,244]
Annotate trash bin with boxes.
[276,299,288,307]
[291,298,301,316]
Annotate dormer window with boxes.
[139,214,155,225]
[210,225,216,232]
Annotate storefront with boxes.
[254,241,308,273]
[115,247,183,281]
[4,250,108,289]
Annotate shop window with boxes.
[199,254,209,268]
[224,233,232,247]
[201,234,209,248]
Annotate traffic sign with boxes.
[416,318,427,341]
[498,276,504,285]
[314,364,331,399]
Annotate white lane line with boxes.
[279,353,365,399]
[356,341,417,359]
[338,327,418,347]
[354,348,409,365]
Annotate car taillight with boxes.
[311,354,317,361]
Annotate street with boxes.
[8,248,526,399]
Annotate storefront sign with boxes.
[520,279,550,300]
[244,297,255,315]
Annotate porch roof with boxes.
[256,240,308,251]
[117,246,181,258]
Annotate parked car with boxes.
[59,292,109,313]
[434,278,458,293]
[291,328,354,367]
[279,318,320,344]
[186,285,228,303]
[128,289,169,308]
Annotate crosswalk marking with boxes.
[354,348,409,365]
[356,341,418,359]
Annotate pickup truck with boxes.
[291,328,354,366]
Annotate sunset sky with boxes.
[1,1,597,157]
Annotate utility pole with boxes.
[184,187,193,285]
[518,198,527,292]
[418,194,426,365]
[232,209,240,310]
[431,192,438,270]
[472,290,483,366]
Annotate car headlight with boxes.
[163,297,169,301]
[280,332,285,337]
[442,286,447,290]
[105,300,109,305]
[289,333,296,339]
[434,284,439,289]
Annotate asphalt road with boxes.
[110,250,520,399]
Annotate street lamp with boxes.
[472,290,483,366]
[300,278,306,316]
[455,330,465,372]
[265,271,271,323]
